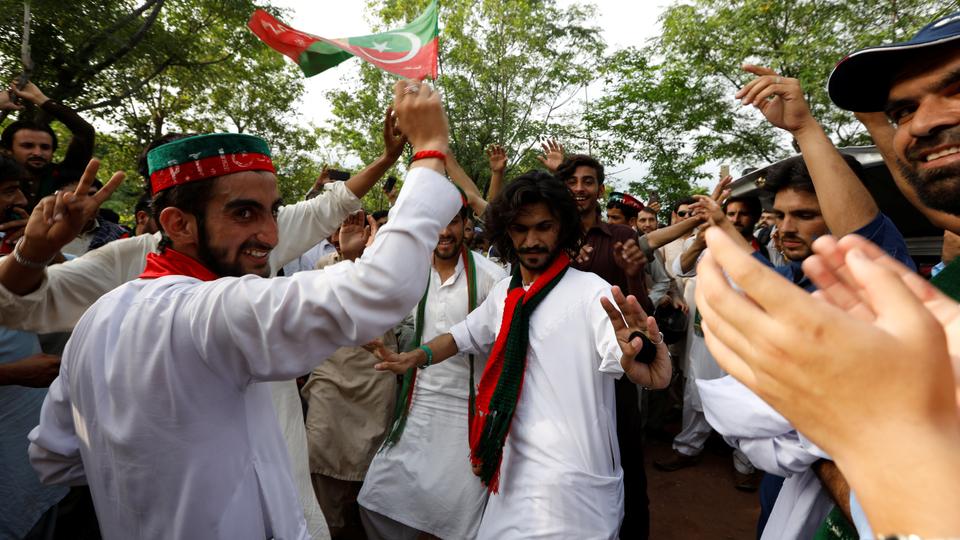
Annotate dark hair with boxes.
[764,154,867,198]
[138,133,197,189]
[371,209,389,221]
[672,197,697,214]
[606,200,639,220]
[483,170,582,266]
[151,178,218,250]
[723,195,762,219]
[555,154,605,185]
[134,192,152,214]
[0,153,29,186]
[1,120,58,152]
[639,206,658,217]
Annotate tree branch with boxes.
[75,0,166,82]
[75,57,174,112]
[73,0,164,62]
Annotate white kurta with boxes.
[359,253,505,539]
[697,376,833,540]
[0,181,361,540]
[450,268,625,540]
[27,168,460,540]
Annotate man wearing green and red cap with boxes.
[26,81,462,540]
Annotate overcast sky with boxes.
[269,0,687,191]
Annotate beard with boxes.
[516,245,559,272]
[196,216,272,278]
[897,127,960,216]
[434,235,464,260]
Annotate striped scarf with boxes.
[469,253,570,492]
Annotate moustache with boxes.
[239,240,273,253]
[779,233,805,244]
[905,127,960,163]
[517,247,548,255]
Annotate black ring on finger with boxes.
[628,331,657,365]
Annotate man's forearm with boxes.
[0,237,60,296]
[415,333,460,366]
[344,154,394,199]
[487,170,504,203]
[41,100,95,169]
[646,218,701,250]
[813,459,852,522]
[793,122,878,236]
[446,156,487,216]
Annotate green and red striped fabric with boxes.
[248,1,438,80]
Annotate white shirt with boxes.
[359,252,505,539]
[27,168,461,540]
[697,376,832,540]
[450,268,625,540]
[0,181,361,540]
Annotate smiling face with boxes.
[508,202,561,274]
[887,48,960,216]
[435,213,466,260]
[564,165,603,215]
[196,171,281,277]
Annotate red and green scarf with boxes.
[382,247,479,447]
[469,253,570,492]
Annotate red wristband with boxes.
[411,150,446,162]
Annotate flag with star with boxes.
[248,1,439,80]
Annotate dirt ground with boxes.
[644,433,761,540]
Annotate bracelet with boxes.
[411,150,446,163]
[417,345,434,370]
[13,238,55,269]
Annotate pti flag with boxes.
[248,1,438,80]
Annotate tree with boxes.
[0,0,323,221]
[587,0,953,206]
[323,0,605,198]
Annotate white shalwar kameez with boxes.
[359,253,506,538]
[27,169,460,540]
[0,180,364,540]
[449,268,625,540]
[697,376,833,539]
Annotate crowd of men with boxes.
[0,9,958,540]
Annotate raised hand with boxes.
[691,194,726,226]
[382,106,407,162]
[338,211,368,261]
[364,214,379,248]
[711,175,733,202]
[600,286,671,388]
[695,226,958,460]
[735,65,815,134]
[10,81,49,106]
[537,139,565,173]
[487,144,508,173]
[612,238,646,277]
[18,159,124,263]
[392,79,449,156]
[0,89,23,111]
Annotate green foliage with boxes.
[0,0,319,219]
[323,0,605,194]
[588,0,955,208]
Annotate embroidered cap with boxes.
[146,133,275,195]
[607,191,644,212]
[827,11,960,112]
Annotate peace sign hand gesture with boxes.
[735,65,815,135]
[18,159,125,263]
[600,286,672,389]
